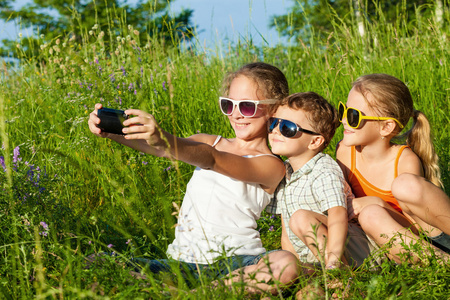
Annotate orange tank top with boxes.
[348,145,409,213]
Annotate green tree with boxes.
[0,0,195,58]
[270,0,447,42]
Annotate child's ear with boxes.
[309,135,325,151]
[380,120,397,138]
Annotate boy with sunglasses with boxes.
[266,92,374,269]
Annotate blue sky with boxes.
[0,0,292,48]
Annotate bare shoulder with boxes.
[397,146,423,176]
[186,133,221,146]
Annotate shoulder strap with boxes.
[349,146,356,181]
[211,135,222,148]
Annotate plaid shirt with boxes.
[266,152,353,262]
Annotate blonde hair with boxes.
[221,62,289,101]
[353,73,442,187]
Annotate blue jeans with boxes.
[130,253,266,287]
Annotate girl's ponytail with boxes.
[406,110,442,188]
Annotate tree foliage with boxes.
[270,0,448,42]
[0,0,195,58]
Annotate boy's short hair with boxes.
[274,92,340,150]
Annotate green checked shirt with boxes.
[266,152,354,262]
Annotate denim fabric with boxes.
[130,253,266,287]
[429,232,450,253]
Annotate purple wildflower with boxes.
[269,226,274,232]
[150,74,153,83]
[107,244,114,248]
[13,146,21,163]
[121,66,126,76]
[40,221,48,230]
[164,166,172,172]
[142,161,148,165]
[88,240,92,245]
[0,156,5,172]
[162,81,166,91]
[126,239,132,245]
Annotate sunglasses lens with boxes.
[239,101,257,117]
[279,120,298,138]
[347,108,360,128]
[220,99,234,115]
[268,118,277,132]
[338,103,345,121]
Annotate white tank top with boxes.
[166,136,273,264]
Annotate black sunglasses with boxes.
[268,117,320,138]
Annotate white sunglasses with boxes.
[219,97,277,117]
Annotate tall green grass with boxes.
[0,2,449,298]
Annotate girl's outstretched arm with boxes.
[123,109,285,192]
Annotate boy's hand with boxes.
[325,254,342,270]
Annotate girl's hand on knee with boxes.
[348,196,386,220]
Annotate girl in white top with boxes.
[88,62,302,293]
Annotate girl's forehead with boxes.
[228,76,262,99]
[347,88,372,110]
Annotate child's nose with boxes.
[231,105,243,118]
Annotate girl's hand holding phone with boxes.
[122,109,166,149]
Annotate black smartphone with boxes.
[97,107,128,135]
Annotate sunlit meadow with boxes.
[0,3,449,299]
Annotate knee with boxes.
[289,209,317,237]
[358,204,389,232]
[391,173,423,204]
[269,251,300,285]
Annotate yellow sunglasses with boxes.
[338,102,404,129]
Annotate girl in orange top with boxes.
[336,73,450,263]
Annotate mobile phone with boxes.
[97,107,128,135]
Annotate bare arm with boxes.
[281,216,299,259]
[325,206,348,268]
[121,109,285,191]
